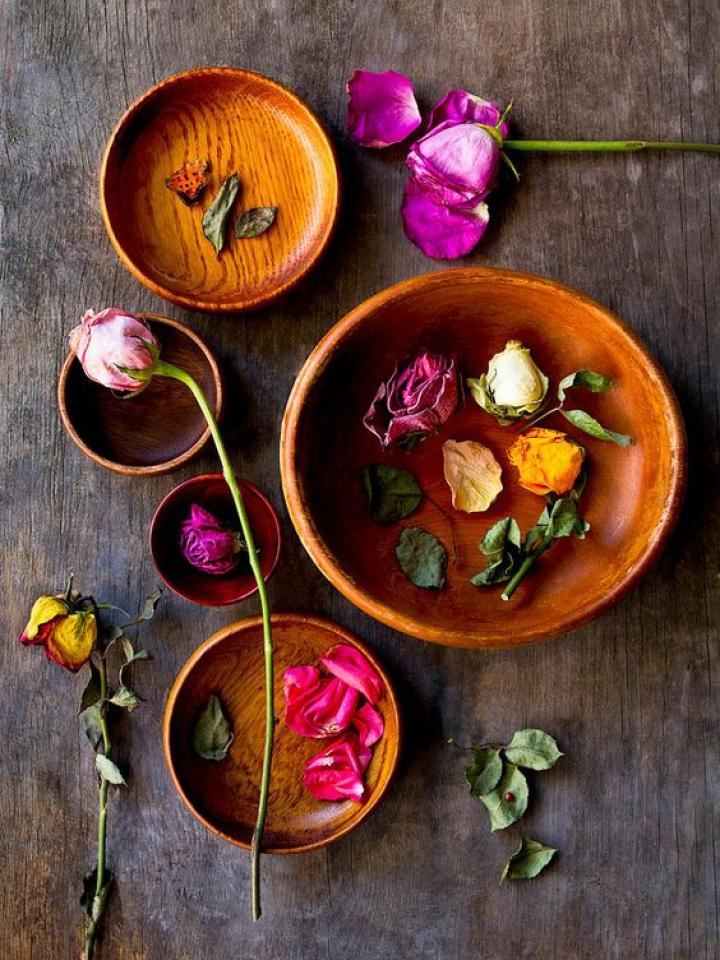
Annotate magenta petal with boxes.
[407,120,500,208]
[285,676,360,738]
[353,702,384,747]
[401,178,490,260]
[347,69,421,148]
[320,644,384,705]
[304,733,372,802]
[427,90,510,138]
[283,665,321,704]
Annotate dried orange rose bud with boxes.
[507,427,584,496]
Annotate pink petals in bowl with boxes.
[283,643,386,803]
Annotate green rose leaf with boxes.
[81,702,103,751]
[500,837,557,882]
[81,866,113,921]
[79,659,102,714]
[562,408,631,447]
[109,685,142,711]
[235,205,277,239]
[478,762,528,831]
[202,174,241,256]
[192,693,234,761]
[95,754,126,786]
[470,517,522,586]
[557,369,613,402]
[362,463,423,524]
[119,648,152,688]
[137,590,162,623]
[465,747,503,796]
[504,729,564,770]
[395,527,447,589]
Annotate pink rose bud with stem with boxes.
[68,308,159,391]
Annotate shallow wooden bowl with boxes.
[150,474,281,606]
[58,313,222,476]
[163,614,400,853]
[100,67,339,313]
[281,267,686,649]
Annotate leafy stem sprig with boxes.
[79,591,159,960]
[463,728,563,882]
[522,369,631,447]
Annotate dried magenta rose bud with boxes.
[179,503,245,576]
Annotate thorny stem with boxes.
[155,360,274,921]
[84,658,111,960]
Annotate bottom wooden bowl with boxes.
[163,614,400,853]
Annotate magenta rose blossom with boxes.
[180,503,243,576]
[283,666,360,739]
[68,307,158,391]
[304,733,372,802]
[406,120,501,209]
[401,178,490,259]
[426,89,509,137]
[364,350,459,448]
[347,69,421,148]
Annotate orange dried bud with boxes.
[507,427,584,496]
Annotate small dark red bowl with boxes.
[150,474,281,606]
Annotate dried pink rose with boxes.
[180,504,243,576]
[320,643,384,705]
[304,732,372,802]
[68,307,158,392]
[352,702,385,747]
[406,120,501,209]
[426,90,509,138]
[363,350,459,449]
[347,69,421,148]
[401,178,490,259]
[284,671,360,739]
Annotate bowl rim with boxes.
[149,473,282,606]
[99,65,341,314]
[162,612,401,854]
[280,266,688,648]
[57,312,224,476]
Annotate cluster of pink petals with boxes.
[180,503,240,576]
[364,350,459,448]
[283,643,385,802]
[347,71,509,259]
[69,307,158,391]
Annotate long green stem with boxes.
[84,660,111,960]
[504,139,720,153]
[155,359,274,921]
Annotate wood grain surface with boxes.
[1,1,718,958]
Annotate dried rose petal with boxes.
[304,732,372,802]
[320,644,384,704]
[407,120,501,209]
[426,90,509,138]
[180,503,241,576]
[347,69,421,148]
[363,350,459,448]
[352,702,384,747]
[401,178,490,259]
[284,673,360,739]
[442,439,504,512]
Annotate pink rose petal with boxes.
[427,90,510,138]
[283,665,321,704]
[347,69,421,148]
[304,733,372,802]
[284,673,360,739]
[320,644,384,705]
[401,178,490,260]
[352,702,384,747]
[407,120,500,209]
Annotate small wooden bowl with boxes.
[150,474,281,606]
[58,313,222,476]
[281,267,687,649]
[163,614,400,853]
[100,67,340,313]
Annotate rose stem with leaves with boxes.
[84,654,111,960]
[154,359,273,921]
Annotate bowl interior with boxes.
[283,269,685,647]
[61,316,220,472]
[151,476,281,606]
[164,615,400,852]
[102,68,338,311]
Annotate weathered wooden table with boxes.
[2,2,718,957]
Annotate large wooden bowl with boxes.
[100,67,339,313]
[163,614,400,853]
[281,268,686,648]
[58,313,222,476]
